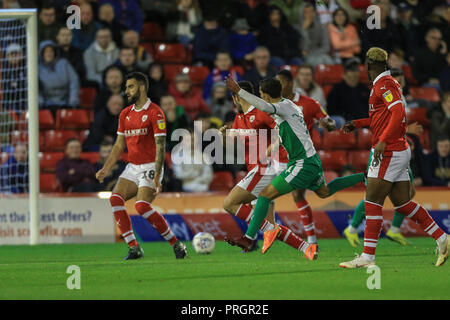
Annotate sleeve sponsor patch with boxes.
[157,119,165,130]
[382,90,393,103]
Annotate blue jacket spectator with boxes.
[229,18,258,62]
[99,0,143,33]
[38,41,80,109]
[0,144,28,194]
[71,2,102,51]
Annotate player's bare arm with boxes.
[153,135,165,194]
[226,76,274,113]
[96,135,125,183]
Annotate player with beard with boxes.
[96,72,187,260]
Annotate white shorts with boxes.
[367,147,411,182]
[119,162,164,189]
[237,161,287,197]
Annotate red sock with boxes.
[110,193,137,247]
[235,204,274,232]
[363,200,383,256]
[395,201,445,240]
[135,200,178,246]
[277,225,308,252]
[296,200,316,239]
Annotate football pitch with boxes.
[0,238,448,300]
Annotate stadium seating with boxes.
[39,152,64,172]
[318,150,347,171]
[164,65,210,85]
[234,171,247,184]
[40,173,59,192]
[324,170,339,182]
[356,128,372,150]
[79,87,97,109]
[140,22,165,42]
[358,64,369,84]
[154,43,190,64]
[209,171,234,191]
[402,65,418,86]
[310,129,322,150]
[322,130,356,150]
[10,130,28,145]
[80,152,100,164]
[347,150,370,171]
[406,107,430,127]
[314,64,344,85]
[56,109,90,130]
[78,129,89,144]
[43,130,79,152]
[409,87,440,103]
[39,110,54,129]
[141,42,155,57]
[281,65,298,78]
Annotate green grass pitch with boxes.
[0,237,448,300]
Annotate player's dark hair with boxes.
[277,69,293,82]
[298,64,314,74]
[259,78,282,98]
[332,8,349,27]
[64,137,80,148]
[237,81,254,94]
[100,139,113,148]
[40,1,55,11]
[126,71,149,92]
[437,135,449,142]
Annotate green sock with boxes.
[328,173,365,196]
[392,211,405,228]
[245,196,271,239]
[351,199,366,229]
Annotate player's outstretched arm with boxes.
[96,135,125,183]
[225,76,274,114]
[153,135,166,194]
[318,117,337,132]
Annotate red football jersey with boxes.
[117,99,166,164]
[232,106,289,171]
[369,71,408,152]
[293,93,328,132]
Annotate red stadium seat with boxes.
[10,130,27,145]
[324,170,339,183]
[79,129,89,144]
[79,87,97,109]
[310,129,323,150]
[154,43,189,64]
[43,130,79,151]
[323,130,356,150]
[164,64,185,82]
[209,171,234,191]
[318,150,348,171]
[80,152,100,164]
[141,42,155,57]
[56,109,90,129]
[409,87,440,103]
[234,170,248,184]
[356,128,372,150]
[233,66,244,76]
[40,173,59,192]
[359,64,369,84]
[406,107,430,127]
[140,22,165,41]
[402,65,418,86]
[39,110,54,129]
[281,65,299,78]
[347,150,370,172]
[322,85,333,99]
[39,152,64,172]
[164,65,210,85]
[188,66,210,85]
[314,64,344,85]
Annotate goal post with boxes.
[0,9,39,245]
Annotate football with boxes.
[192,232,215,254]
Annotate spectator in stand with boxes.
[98,3,126,47]
[412,28,447,88]
[405,134,425,187]
[427,91,450,150]
[440,52,450,92]
[207,82,234,123]
[169,73,210,120]
[257,6,302,68]
[93,140,126,191]
[269,0,303,26]
[243,46,277,96]
[293,64,327,108]
[114,47,141,75]
[83,28,119,86]
[229,18,258,65]
[0,0,35,8]
[142,0,176,25]
[147,62,168,105]
[328,8,361,63]
[122,30,153,72]
[327,58,370,122]
[38,2,61,43]
[193,13,230,68]
[394,1,420,63]
[56,138,96,192]
[93,65,124,114]
[299,3,334,66]
[244,0,270,30]
[56,26,86,85]
[314,0,340,25]
[83,94,124,151]
[166,0,203,46]
[422,136,450,186]
[1,43,27,111]
[0,144,28,193]
[71,2,102,51]
[99,0,143,33]
[160,94,191,151]
[202,51,243,100]
[38,40,80,112]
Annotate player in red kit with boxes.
[340,48,448,268]
[276,69,336,246]
[221,81,317,259]
[96,72,187,260]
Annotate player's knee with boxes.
[110,193,125,207]
[135,200,151,214]
[292,190,305,202]
[222,197,234,215]
[315,186,330,199]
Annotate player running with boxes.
[221,81,314,258]
[276,69,336,245]
[339,48,448,268]
[96,72,187,260]
[223,76,365,255]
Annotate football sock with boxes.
[110,193,138,247]
[327,173,365,196]
[235,204,274,232]
[296,200,316,243]
[246,196,271,239]
[348,225,358,234]
[395,201,445,243]
[391,211,405,229]
[350,199,366,229]
[390,226,401,234]
[278,225,308,252]
[363,200,383,257]
[135,200,178,246]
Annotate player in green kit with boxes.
[224,76,365,256]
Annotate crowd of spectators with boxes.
[0,0,449,193]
